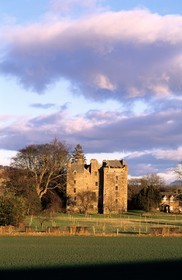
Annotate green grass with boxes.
[23,211,182,235]
[0,236,182,270]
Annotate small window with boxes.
[74,180,76,184]
[115,199,118,203]
[116,175,118,181]
[115,185,118,191]
[94,171,97,176]
[95,182,98,186]
[74,196,77,201]
[74,188,76,193]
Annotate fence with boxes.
[1,213,182,236]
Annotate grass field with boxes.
[0,235,182,270]
[1,211,182,279]
[22,210,182,235]
[0,235,182,279]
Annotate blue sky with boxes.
[0,0,182,183]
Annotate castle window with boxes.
[116,175,118,181]
[115,185,118,191]
[94,171,97,176]
[74,196,77,201]
[74,188,76,193]
[115,199,118,203]
[95,182,98,186]
[74,180,76,184]
[73,171,77,175]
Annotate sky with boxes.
[0,0,182,184]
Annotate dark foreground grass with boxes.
[0,236,182,279]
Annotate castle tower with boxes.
[100,159,128,214]
[66,158,128,214]
[66,158,100,214]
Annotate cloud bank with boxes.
[1,4,182,182]
[1,9,182,100]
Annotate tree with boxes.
[67,190,96,214]
[0,194,26,226]
[136,185,161,212]
[71,144,86,163]
[127,178,143,210]
[11,138,70,200]
[76,191,96,214]
[141,174,165,190]
[4,168,41,215]
[129,174,163,211]
[128,174,164,210]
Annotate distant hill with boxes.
[169,180,182,188]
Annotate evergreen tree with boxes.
[71,144,86,163]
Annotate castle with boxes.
[66,158,128,214]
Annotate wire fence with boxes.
[1,213,182,236]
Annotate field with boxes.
[0,211,182,279]
[20,210,182,235]
[0,235,182,279]
[0,235,182,269]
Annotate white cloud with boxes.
[154,147,182,161]
[0,149,17,166]
[1,9,182,100]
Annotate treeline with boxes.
[0,137,182,227]
[128,175,182,211]
[0,138,84,226]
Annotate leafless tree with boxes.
[11,138,70,199]
[76,191,96,214]
[141,174,165,189]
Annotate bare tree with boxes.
[104,193,117,215]
[74,191,96,214]
[142,174,165,189]
[11,138,70,199]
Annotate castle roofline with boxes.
[102,159,125,168]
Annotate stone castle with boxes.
[66,158,128,214]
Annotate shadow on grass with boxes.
[0,260,181,280]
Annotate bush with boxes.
[0,195,26,226]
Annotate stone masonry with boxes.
[66,158,128,214]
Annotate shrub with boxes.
[0,195,26,226]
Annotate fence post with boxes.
[92,226,95,235]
